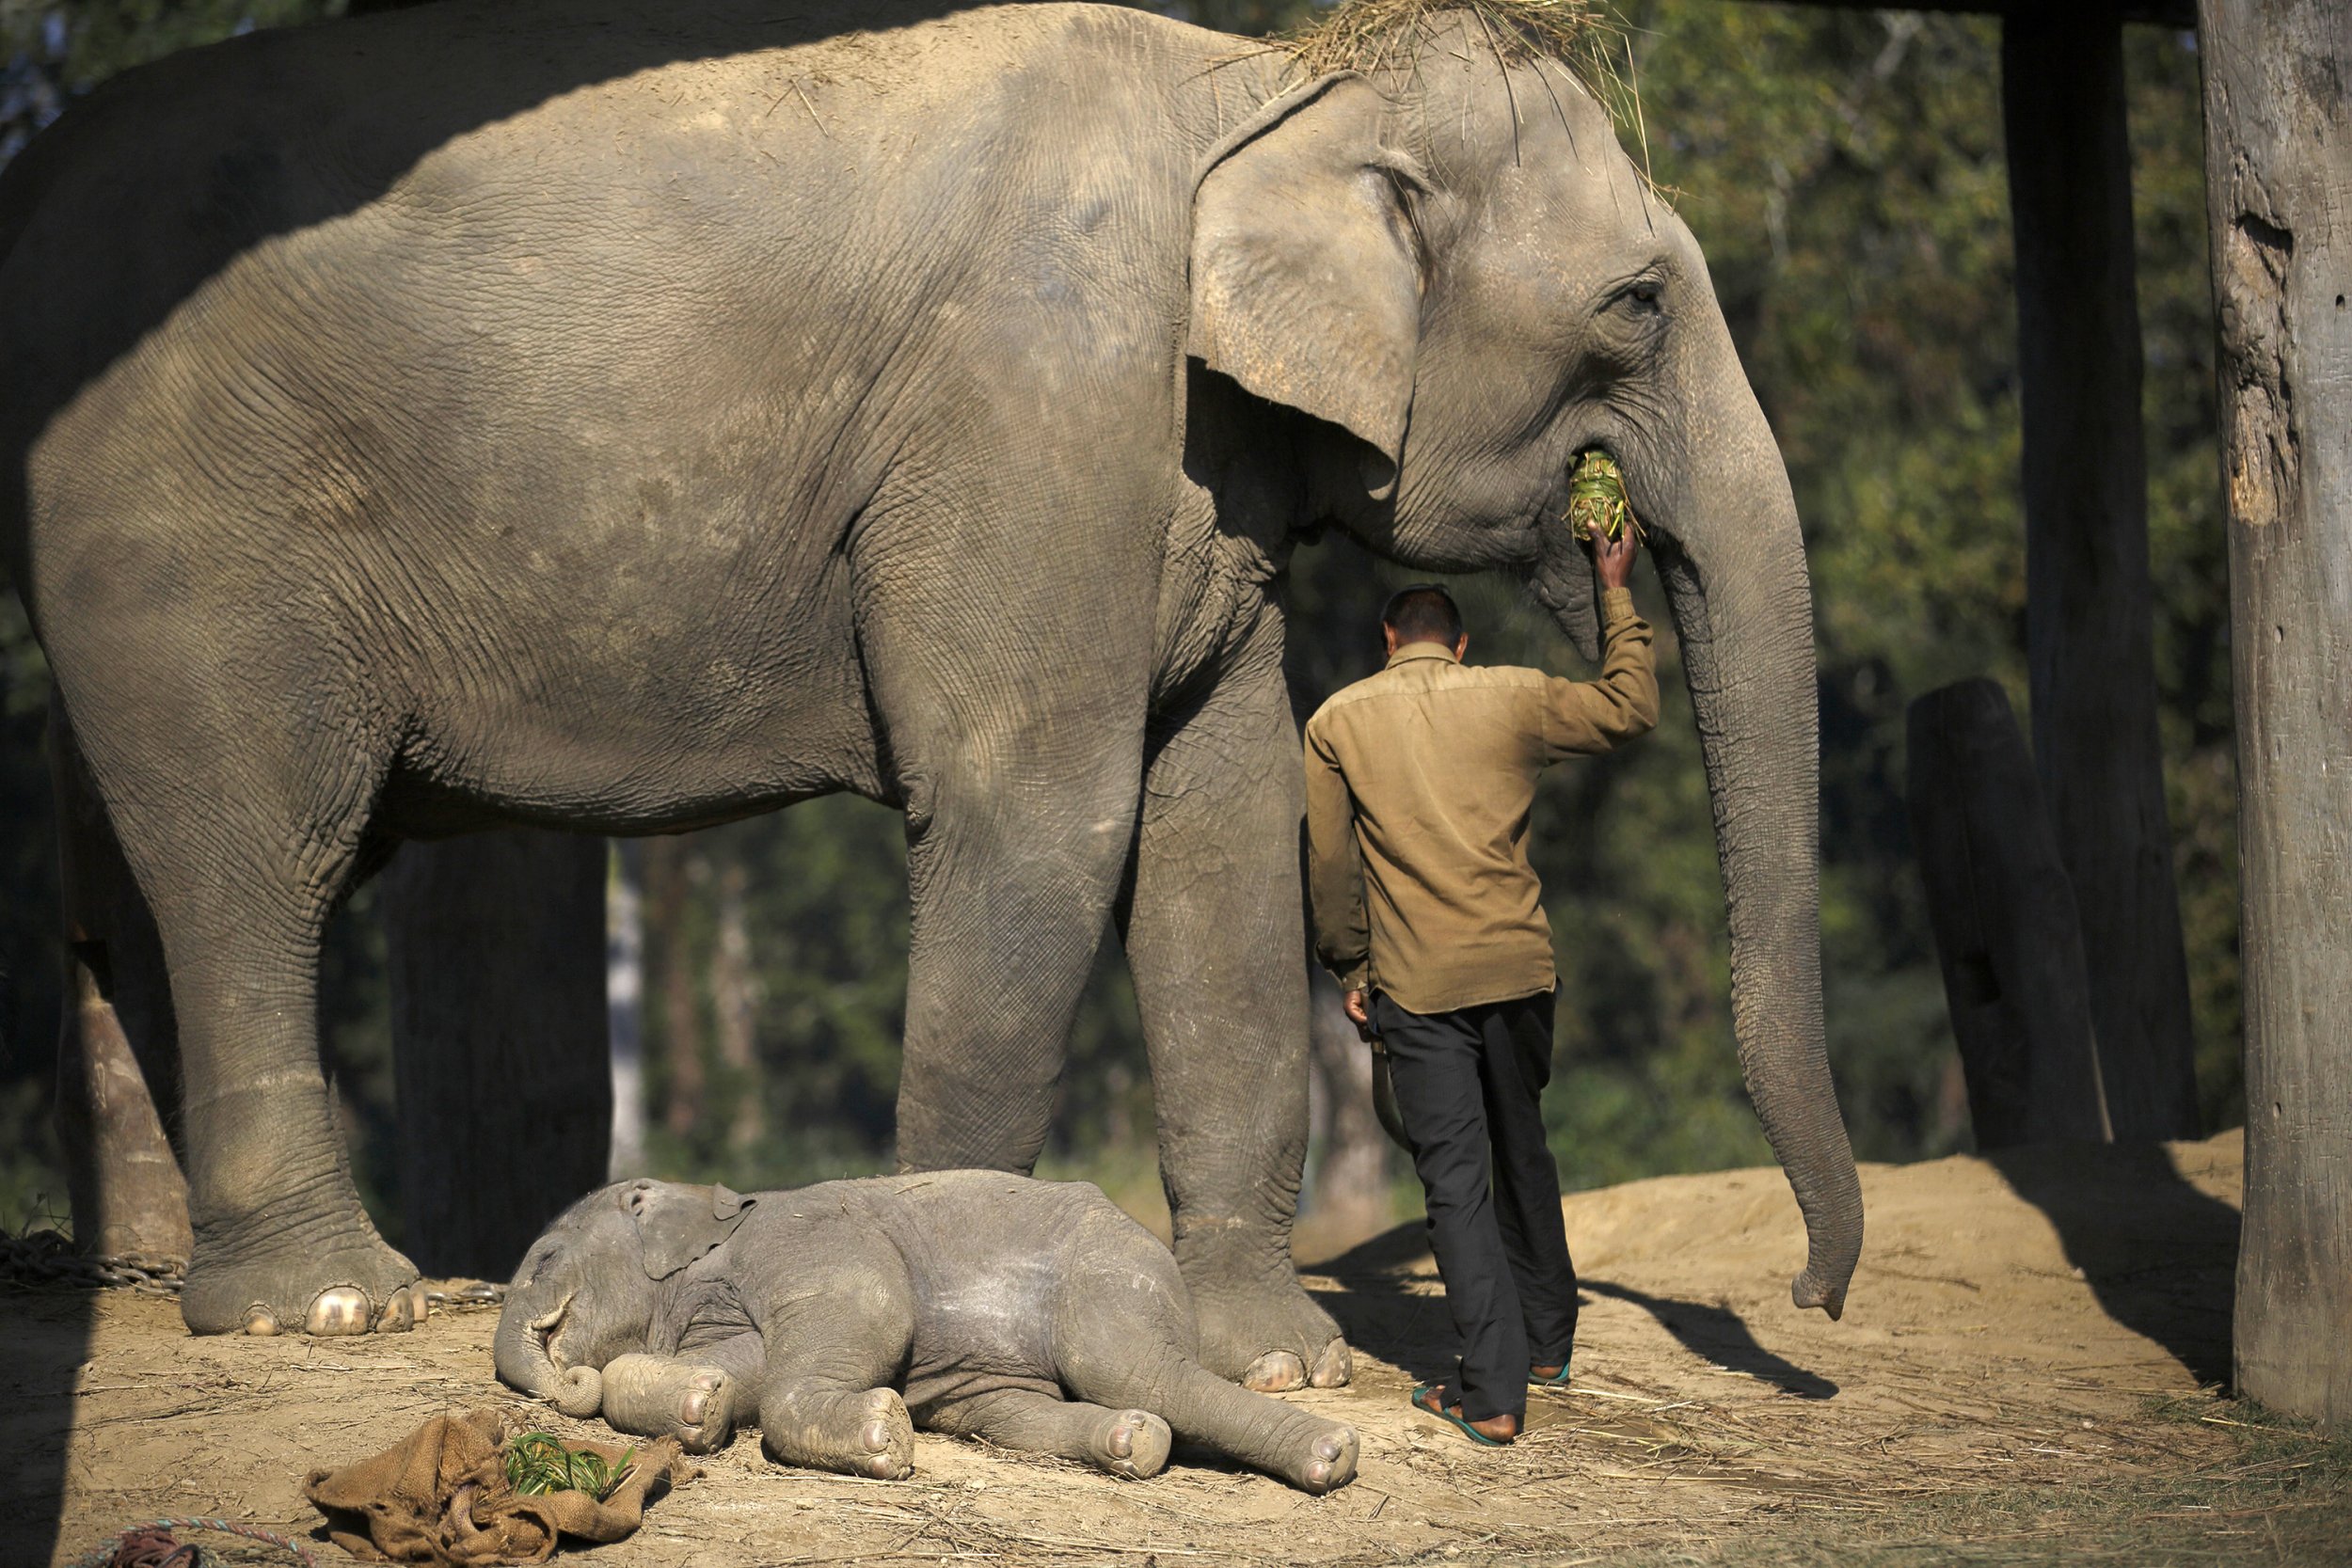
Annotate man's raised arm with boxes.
[1541,532,1660,757]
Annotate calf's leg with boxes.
[1073,1352,1358,1495]
[918,1386,1171,1480]
[597,1347,754,1455]
[755,1255,920,1479]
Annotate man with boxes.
[1302,529,1655,1446]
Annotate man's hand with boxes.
[1343,990,1374,1042]
[1590,525,1638,590]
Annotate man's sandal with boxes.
[1531,1363,1573,1388]
[1410,1384,1515,1447]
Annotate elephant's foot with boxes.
[765,1386,915,1481]
[1085,1408,1172,1481]
[1288,1420,1359,1496]
[182,1211,424,1337]
[598,1354,737,1454]
[1184,1259,1350,1391]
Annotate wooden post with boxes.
[383,830,611,1281]
[1906,680,2111,1148]
[2001,6,2201,1139]
[2196,0,2352,1428]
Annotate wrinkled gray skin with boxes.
[496,1175,1359,1492]
[0,1,1861,1365]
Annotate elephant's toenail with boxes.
[242,1307,278,1336]
[305,1287,372,1336]
[863,1420,892,1451]
[1243,1351,1306,1392]
[865,1453,899,1479]
[1305,1460,1330,1490]
[1108,1426,1132,1459]
[680,1390,707,1424]
[1311,1339,1353,1388]
[1315,1434,1342,1462]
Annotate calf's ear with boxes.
[1188,74,1425,498]
[620,1180,757,1279]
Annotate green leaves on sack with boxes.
[503,1431,634,1499]
[1566,451,1645,546]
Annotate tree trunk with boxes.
[2001,7,2201,1140]
[1905,679,2111,1148]
[607,840,648,1180]
[2196,0,2352,1427]
[642,837,706,1138]
[712,859,765,1151]
[383,830,611,1281]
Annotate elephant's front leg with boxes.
[755,1262,922,1480]
[1121,638,1347,1391]
[596,1341,759,1455]
[869,624,1150,1178]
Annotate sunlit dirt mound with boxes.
[10,1133,2266,1566]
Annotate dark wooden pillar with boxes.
[1906,680,2110,1148]
[383,830,611,1281]
[2001,7,2201,1139]
[2196,0,2352,1428]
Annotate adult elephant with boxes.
[0,0,1864,1372]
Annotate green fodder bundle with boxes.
[1275,0,1657,192]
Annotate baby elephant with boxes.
[495,1173,1359,1493]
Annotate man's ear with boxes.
[1189,74,1424,498]
[620,1180,756,1279]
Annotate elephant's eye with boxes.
[1623,281,1662,312]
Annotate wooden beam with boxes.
[2001,8,2201,1140]
[1713,1,2197,29]
[2197,0,2352,1430]
[1905,680,2111,1148]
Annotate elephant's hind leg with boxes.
[919,1386,1171,1481]
[48,635,420,1337]
[1072,1352,1358,1495]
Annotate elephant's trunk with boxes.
[1549,315,1864,1319]
[493,1290,604,1416]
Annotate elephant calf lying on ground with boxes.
[495,1173,1359,1493]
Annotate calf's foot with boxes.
[765,1386,914,1481]
[182,1209,424,1337]
[1087,1408,1172,1481]
[1293,1421,1359,1496]
[599,1354,737,1454]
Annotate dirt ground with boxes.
[11,1130,2348,1567]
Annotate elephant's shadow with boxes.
[1301,1223,1837,1401]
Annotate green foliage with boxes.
[503,1431,633,1500]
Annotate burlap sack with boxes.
[303,1409,687,1565]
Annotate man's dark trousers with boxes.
[1373,990,1578,1423]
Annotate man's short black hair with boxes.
[1382,583,1465,646]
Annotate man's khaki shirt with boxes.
[1303,587,1660,1015]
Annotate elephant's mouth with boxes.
[530,1291,576,1369]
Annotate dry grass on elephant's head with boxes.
[1273,0,1658,188]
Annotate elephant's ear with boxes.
[620,1180,756,1280]
[1189,74,1425,497]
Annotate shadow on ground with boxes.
[1302,1221,1838,1401]
[1579,1277,1837,1399]
[0,1277,95,1563]
[1989,1140,2239,1388]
